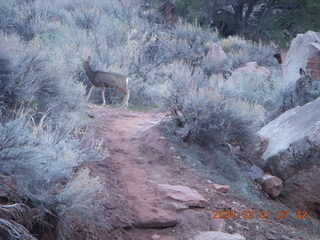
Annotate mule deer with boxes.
[83,56,130,107]
[296,68,313,96]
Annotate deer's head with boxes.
[299,68,312,83]
[296,68,313,89]
[83,56,91,70]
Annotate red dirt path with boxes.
[86,105,304,240]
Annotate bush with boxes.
[0,1,107,237]
[221,69,283,106]
[72,6,100,32]
[0,113,103,207]
[173,21,218,55]
[166,62,264,149]
[218,36,278,69]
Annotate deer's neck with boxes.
[85,66,96,83]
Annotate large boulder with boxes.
[283,31,320,86]
[257,97,320,215]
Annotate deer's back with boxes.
[94,71,128,90]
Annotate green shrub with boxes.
[166,62,264,149]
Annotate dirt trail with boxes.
[85,105,312,240]
[89,105,222,240]
[94,106,176,225]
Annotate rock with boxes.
[158,184,209,208]
[230,201,241,212]
[178,210,212,234]
[206,43,228,69]
[261,174,283,198]
[258,98,320,175]
[248,165,264,180]
[257,97,320,213]
[306,51,320,79]
[134,213,178,229]
[283,31,320,86]
[227,225,234,233]
[193,231,245,240]
[152,234,161,240]
[282,165,320,215]
[213,184,230,194]
[210,218,225,232]
[237,137,268,166]
[152,234,176,240]
[164,201,189,211]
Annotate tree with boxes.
[175,0,320,44]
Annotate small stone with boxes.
[213,184,230,194]
[152,234,161,240]
[193,231,245,240]
[265,232,277,240]
[227,225,234,232]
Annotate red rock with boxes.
[262,174,283,198]
[158,184,209,208]
[213,184,230,194]
[134,213,178,229]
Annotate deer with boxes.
[83,56,130,107]
[295,68,313,97]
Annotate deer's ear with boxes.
[299,68,306,76]
[87,56,91,62]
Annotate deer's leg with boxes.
[121,90,130,108]
[86,86,94,101]
[125,90,130,108]
[101,87,106,106]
